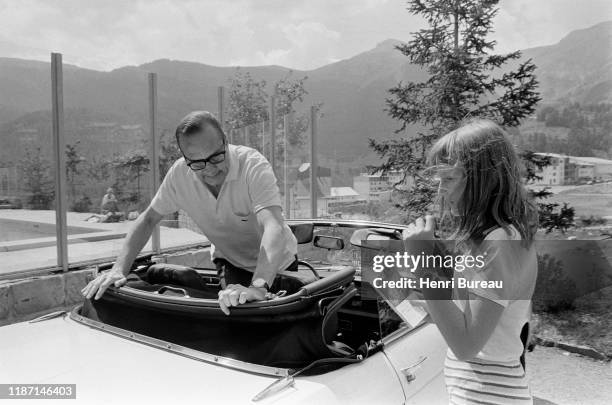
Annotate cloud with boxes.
[0,0,608,71]
[492,0,612,53]
[231,21,341,69]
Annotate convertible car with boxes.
[0,220,448,404]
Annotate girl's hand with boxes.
[402,215,436,240]
[402,215,437,265]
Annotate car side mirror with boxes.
[313,235,345,250]
[289,223,314,244]
[350,228,401,249]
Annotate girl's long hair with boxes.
[427,119,537,246]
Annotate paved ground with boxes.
[528,346,612,405]
[0,210,208,275]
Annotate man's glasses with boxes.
[185,142,226,171]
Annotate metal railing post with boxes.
[310,106,318,219]
[148,73,160,253]
[51,53,68,271]
[270,96,276,174]
[284,114,290,218]
[218,86,227,141]
[262,121,266,158]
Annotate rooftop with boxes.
[329,187,359,197]
[573,157,612,165]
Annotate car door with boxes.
[382,322,448,404]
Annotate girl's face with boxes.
[434,164,466,215]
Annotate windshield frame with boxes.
[69,306,290,378]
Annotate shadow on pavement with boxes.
[534,397,557,405]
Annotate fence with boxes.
[0,53,322,278]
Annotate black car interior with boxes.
[80,222,408,371]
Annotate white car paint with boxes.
[0,311,449,405]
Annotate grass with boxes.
[540,182,612,218]
[558,182,612,195]
[547,193,612,218]
[532,225,612,358]
[531,286,612,358]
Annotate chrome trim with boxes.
[0,242,210,282]
[381,320,428,347]
[29,310,67,323]
[69,306,289,378]
[115,285,307,308]
[287,219,409,230]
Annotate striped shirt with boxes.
[445,351,532,405]
[445,226,537,404]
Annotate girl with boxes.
[402,119,538,404]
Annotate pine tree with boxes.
[370,0,541,219]
[20,147,55,209]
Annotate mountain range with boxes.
[0,21,610,163]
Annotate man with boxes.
[100,187,124,222]
[100,187,119,214]
[82,111,298,315]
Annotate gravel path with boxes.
[528,346,612,405]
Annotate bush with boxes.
[0,198,22,209]
[533,253,578,312]
[26,192,54,210]
[579,215,607,226]
[538,202,575,234]
[71,195,93,213]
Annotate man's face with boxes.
[178,126,229,187]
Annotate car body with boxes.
[0,219,449,405]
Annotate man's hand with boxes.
[81,268,127,300]
[218,284,266,315]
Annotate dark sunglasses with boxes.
[185,141,226,171]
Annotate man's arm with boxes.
[252,205,292,285]
[217,206,292,315]
[82,206,163,300]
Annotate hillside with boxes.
[521,21,612,104]
[0,21,610,163]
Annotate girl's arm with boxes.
[422,292,504,360]
[402,215,507,360]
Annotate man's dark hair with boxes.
[175,111,225,145]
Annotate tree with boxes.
[20,148,55,209]
[65,141,86,201]
[159,129,181,179]
[520,150,575,233]
[225,69,318,201]
[370,0,541,221]
[86,156,113,184]
[225,69,270,149]
[225,69,314,155]
[113,152,150,208]
[272,73,314,150]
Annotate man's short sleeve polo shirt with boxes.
[150,144,297,271]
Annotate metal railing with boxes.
[1,52,321,279]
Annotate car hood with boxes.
[0,311,352,404]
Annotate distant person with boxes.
[100,188,123,222]
[82,111,298,315]
[402,119,538,404]
[101,188,119,214]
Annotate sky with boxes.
[0,0,610,72]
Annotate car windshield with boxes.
[298,224,361,269]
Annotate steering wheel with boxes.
[297,260,322,280]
